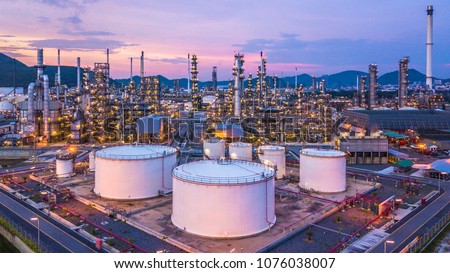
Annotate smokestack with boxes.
[36,49,44,79]
[57,49,61,99]
[130,57,133,82]
[187,53,191,92]
[295,67,298,90]
[368,64,378,109]
[140,51,144,82]
[77,57,81,91]
[233,53,245,116]
[43,75,50,141]
[107,48,110,64]
[426,5,433,90]
[212,66,217,91]
[359,76,366,108]
[311,76,316,95]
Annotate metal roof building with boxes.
[343,110,450,134]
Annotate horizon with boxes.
[1,1,450,81]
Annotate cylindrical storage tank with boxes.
[258,145,286,179]
[55,154,74,178]
[203,138,225,160]
[89,151,95,172]
[172,160,276,238]
[94,145,177,200]
[299,149,346,193]
[229,142,252,161]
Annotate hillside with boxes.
[1,53,448,89]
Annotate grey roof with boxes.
[343,110,450,133]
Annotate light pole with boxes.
[384,240,394,253]
[30,217,40,250]
[439,172,447,193]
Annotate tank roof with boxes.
[301,149,345,157]
[259,145,284,151]
[96,145,177,160]
[229,142,252,147]
[173,160,274,184]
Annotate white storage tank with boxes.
[258,145,286,179]
[89,151,95,172]
[94,145,177,200]
[203,138,225,160]
[300,149,346,193]
[229,142,252,161]
[172,159,276,238]
[55,153,74,178]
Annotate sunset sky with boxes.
[1,0,449,81]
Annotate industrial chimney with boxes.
[368,64,378,109]
[426,5,433,90]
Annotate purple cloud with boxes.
[28,38,136,51]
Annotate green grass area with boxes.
[0,217,40,252]
[422,224,450,253]
[0,234,19,253]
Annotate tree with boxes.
[305,230,314,242]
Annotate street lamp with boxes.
[30,217,40,250]
[439,172,447,193]
[384,240,394,253]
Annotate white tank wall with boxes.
[203,139,225,160]
[89,151,95,172]
[299,149,346,193]
[94,147,177,200]
[56,159,73,178]
[172,176,276,238]
[229,142,252,161]
[258,146,286,179]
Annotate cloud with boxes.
[0,35,15,38]
[33,0,99,9]
[28,38,136,51]
[58,29,116,36]
[36,16,51,24]
[234,33,424,70]
[1,51,31,58]
[145,57,186,65]
[61,16,82,25]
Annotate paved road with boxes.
[0,189,97,253]
[347,166,450,253]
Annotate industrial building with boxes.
[338,137,389,164]
[343,110,450,134]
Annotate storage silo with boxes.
[299,149,346,193]
[229,142,252,161]
[203,138,225,159]
[55,153,74,178]
[258,145,286,179]
[172,159,276,238]
[94,145,177,200]
[88,151,95,172]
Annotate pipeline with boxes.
[275,187,340,204]
[328,211,386,253]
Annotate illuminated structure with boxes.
[398,57,409,109]
[190,54,201,111]
[233,52,245,117]
[172,160,276,238]
[368,64,378,109]
[86,63,110,143]
[94,145,177,200]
